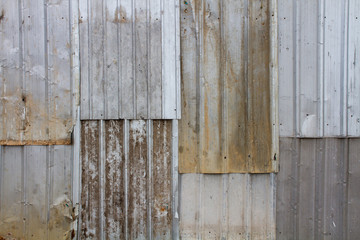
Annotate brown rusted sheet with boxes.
[128,120,148,239]
[152,120,172,239]
[81,121,101,239]
[179,0,275,173]
[0,0,76,145]
[80,120,174,239]
[104,120,126,239]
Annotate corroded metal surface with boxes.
[80,120,174,239]
[179,0,278,173]
[79,0,181,120]
[0,0,79,145]
[0,145,76,240]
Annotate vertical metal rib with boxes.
[124,120,129,240]
[172,120,179,239]
[100,120,105,240]
[147,120,153,240]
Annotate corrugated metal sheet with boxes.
[179,0,278,173]
[276,138,360,240]
[0,0,79,145]
[179,173,276,239]
[80,119,179,239]
[278,0,360,137]
[0,145,77,239]
[79,0,181,120]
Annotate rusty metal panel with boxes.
[79,0,181,120]
[276,138,360,240]
[0,145,77,239]
[179,173,276,239]
[278,0,360,137]
[0,0,79,145]
[80,120,177,239]
[179,0,278,173]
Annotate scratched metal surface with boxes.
[79,0,181,120]
[179,0,278,173]
[276,138,360,240]
[80,120,179,239]
[278,0,360,137]
[0,0,80,145]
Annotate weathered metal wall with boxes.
[179,173,276,240]
[0,0,80,145]
[80,120,179,239]
[277,138,360,240]
[179,0,278,173]
[278,0,360,137]
[0,145,78,239]
[79,0,181,120]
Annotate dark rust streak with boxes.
[0,9,4,23]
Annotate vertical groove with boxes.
[245,174,251,239]
[124,120,129,240]
[243,0,249,170]
[18,0,25,141]
[103,0,107,119]
[342,0,350,136]
[318,0,324,137]
[22,147,28,238]
[147,120,152,240]
[344,139,350,240]
[88,0,92,118]
[0,147,2,218]
[340,0,346,136]
[292,139,300,239]
[69,0,73,123]
[45,146,50,240]
[100,120,105,240]
[321,0,326,136]
[160,0,164,118]
[146,0,150,118]
[117,0,122,118]
[172,120,179,240]
[292,0,297,136]
[219,0,226,172]
[44,0,49,140]
[132,0,136,118]
[294,0,300,136]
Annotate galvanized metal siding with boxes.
[79,0,181,120]
[80,120,179,239]
[0,0,79,145]
[179,173,276,239]
[0,145,77,239]
[179,0,278,173]
[278,0,360,137]
[276,138,360,240]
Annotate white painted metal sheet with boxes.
[278,0,360,137]
[79,0,181,120]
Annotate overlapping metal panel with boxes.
[0,145,78,239]
[276,138,360,240]
[278,0,360,137]
[0,0,79,145]
[179,173,276,239]
[79,0,181,120]
[80,120,179,239]
[179,0,279,173]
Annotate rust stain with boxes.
[128,120,148,239]
[81,121,101,239]
[104,120,126,239]
[152,120,172,238]
[0,9,5,23]
[179,0,274,173]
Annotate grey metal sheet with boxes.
[278,0,360,137]
[79,0,181,120]
[0,145,76,239]
[80,119,178,239]
[276,138,360,240]
[0,0,79,145]
[179,173,276,239]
